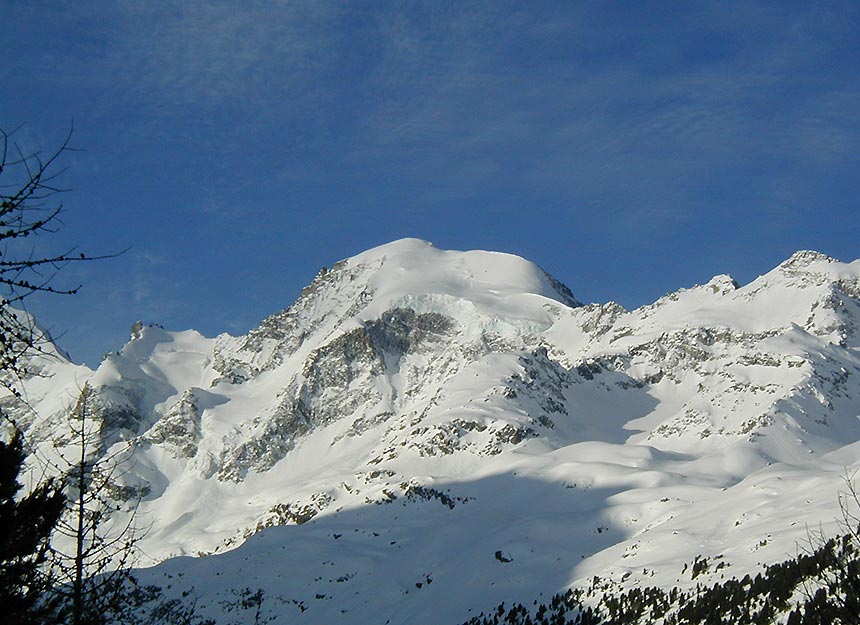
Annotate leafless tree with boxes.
[48,383,145,625]
[0,126,208,625]
[0,124,108,392]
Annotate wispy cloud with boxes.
[338,3,860,222]
[13,2,856,215]
[4,1,343,137]
[115,2,337,106]
[4,1,859,364]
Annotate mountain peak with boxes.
[11,244,860,625]
[345,239,580,311]
[755,249,859,295]
[351,237,436,260]
[703,273,739,295]
[779,249,838,270]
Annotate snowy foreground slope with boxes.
[7,239,860,624]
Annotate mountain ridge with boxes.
[5,239,860,624]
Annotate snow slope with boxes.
[6,241,860,624]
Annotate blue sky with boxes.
[2,1,859,366]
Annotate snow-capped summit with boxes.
[346,238,580,312]
[6,243,860,625]
[778,248,839,269]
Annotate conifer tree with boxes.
[0,430,65,624]
[0,124,93,624]
[0,127,210,624]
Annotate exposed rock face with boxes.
[211,259,379,383]
[146,389,206,458]
[8,241,860,609]
[213,308,457,482]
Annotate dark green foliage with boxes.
[460,526,860,625]
[461,590,599,625]
[0,430,65,624]
[0,128,206,625]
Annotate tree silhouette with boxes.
[42,384,212,625]
[0,124,101,623]
[0,124,106,390]
[48,383,145,625]
[0,127,211,625]
[0,431,65,624]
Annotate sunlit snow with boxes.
[6,241,860,624]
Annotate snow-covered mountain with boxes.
[6,239,860,624]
